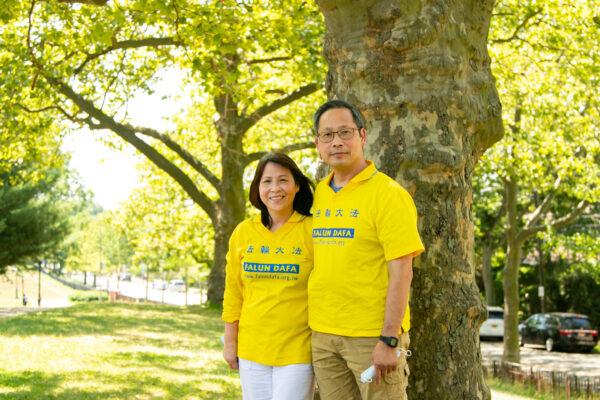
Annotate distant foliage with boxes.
[68,290,108,302]
[0,177,71,274]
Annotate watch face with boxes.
[380,335,398,347]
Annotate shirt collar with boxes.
[325,160,378,185]
[252,210,304,224]
[350,160,378,183]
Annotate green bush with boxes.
[68,290,108,302]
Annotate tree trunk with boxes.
[206,135,246,305]
[537,239,545,313]
[482,244,495,306]
[502,177,520,363]
[318,1,503,398]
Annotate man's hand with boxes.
[372,340,398,384]
[223,343,239,370]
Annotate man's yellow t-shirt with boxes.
[308,161,424,337]
[222,212,313,366]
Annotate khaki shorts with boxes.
[312,331,410,400]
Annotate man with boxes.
[309,100,424,400]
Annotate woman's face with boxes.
[259,162,299,216]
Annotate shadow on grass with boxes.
[0,303,241,399]
[0,370,62,399]
[0,365,240,400]
[0,303,223,339]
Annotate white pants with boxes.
[238,358,314,400]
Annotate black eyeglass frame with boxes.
[315,127,361,143]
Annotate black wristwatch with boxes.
[379,335,399,348]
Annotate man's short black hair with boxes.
[313,100,366,134]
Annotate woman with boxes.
[222,152,315,400]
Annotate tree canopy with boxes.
[476,0,600,362]
[2,0,326,303]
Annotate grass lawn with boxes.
[0,303,240,399]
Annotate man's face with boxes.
[315,108,366,171]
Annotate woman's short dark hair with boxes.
[249,152,314,228]
[313,99,366,134]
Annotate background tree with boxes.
[66,209,133,285]
[481,0,599,363]
[6,0,326,304]
[0,90,76,274]
[316,1,503,398]
[119,161,215,289]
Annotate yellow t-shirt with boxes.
[308,161,424,337]
[222,212,313,366]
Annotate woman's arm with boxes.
[223,321,240,369]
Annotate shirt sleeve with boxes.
[375,182,425,261]
[222,224,244,323]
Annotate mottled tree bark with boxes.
[317,1,503,398]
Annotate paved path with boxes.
[491,389,531,399]
[481,340,600,377]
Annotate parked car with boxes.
[519,312,598,353]
[480,306,504,340]
[119,272,132,281]
[168,279,186,292]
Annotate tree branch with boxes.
[491,8,543,44]
[237,83,320,134]
[131,125,222,192]
[244,141,315,166]
[550,200,589,231]
[518,200,589,241]
[523,176,561,230]
[45,76,217,221]
[17,103,88,124]
[248,56,292,65]
[74,37,180,75]
[57,0,108,5]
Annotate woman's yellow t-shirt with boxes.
[222,212,313,366]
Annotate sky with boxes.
[61,70,188,210]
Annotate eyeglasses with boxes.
[316,127,360,143]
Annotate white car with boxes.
[480,306,504,339]
[168,279,186,292]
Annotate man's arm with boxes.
[372,254,413,383]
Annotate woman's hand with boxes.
[223,321,240,369]
[223,342,239,370]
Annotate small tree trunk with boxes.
[503,177,521,363]
[537,239,546,313]
[482,244,495,306]
[160,270,165,304]
[184,265,189,307]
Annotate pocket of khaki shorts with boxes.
[382,369,401,384]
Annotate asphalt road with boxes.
[481,340,600,377]
[71,275,205,306]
